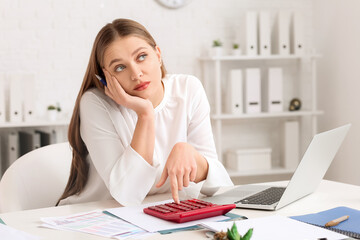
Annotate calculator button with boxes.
[157,205,179,212]
[192,199,214,206]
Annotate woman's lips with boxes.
[134,81,150,91]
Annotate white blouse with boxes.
[59,74,233,206]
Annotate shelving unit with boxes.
[0,119,69,178]
[199,54,322,181]
[0,120,69,129]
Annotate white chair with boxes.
[0,142,72,213]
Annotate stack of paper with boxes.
[41,209,151,239]
[0,222,40,240]
[200,215,347,240]
[41,200,230,239]
[104,199,229,232]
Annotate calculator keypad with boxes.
[143,199,236,223]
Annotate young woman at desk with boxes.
[57,18,233,207]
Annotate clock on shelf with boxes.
[155,0,191,9]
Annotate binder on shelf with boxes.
[245,68,261,113]
[244,11,258,56]
[23,73,36,122]
[6,132,19,168]
[291,12,305,55]
[35,129,57,147]
[263,68,283,112]
[0,78,5,123]
[275,11,291,55]
[258,11,271,56]
[225,69,243,115]
[18,131,41,157]
[282,121,299,170]
[0,137,2,176]
[9,74,23,123]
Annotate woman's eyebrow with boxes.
[132,47,147,56]
[108,47,147,67]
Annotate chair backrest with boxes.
[0,142,72,213]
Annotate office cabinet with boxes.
[0,121,68,178]
[199,54,322,182]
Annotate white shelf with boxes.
[0,120,69,129]
[211,110,324,120]
[199,54,321,61]
[227,167,295,177]
[200,51,321,181]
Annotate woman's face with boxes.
[103,36,163,105]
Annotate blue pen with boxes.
[95,74,107,87]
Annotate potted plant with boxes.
[47,103,61,121]
[232,43,242,56]
[214,223,253,240]
[212,39,223,57]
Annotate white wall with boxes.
[0,0,313,119]
[314,0,360,185]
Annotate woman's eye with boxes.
[138,54,147,61]
[115,65,125,72]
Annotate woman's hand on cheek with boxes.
[103,69,153,116]
[156,142,197,203]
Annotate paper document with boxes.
[200,215,347,240]
[41,209,148,239]
[105,199,229,232]
[0,223,40,240]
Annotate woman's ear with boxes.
[155,46,162,65]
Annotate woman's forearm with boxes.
[130,112,155,165]
[194,148,209,182]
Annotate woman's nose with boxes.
[130,64,143,81]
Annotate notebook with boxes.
[203,124,351,210]
[291,206,360,239]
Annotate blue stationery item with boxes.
[291,206,360,239]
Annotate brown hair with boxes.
[57,19,166,205]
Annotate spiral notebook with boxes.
[291,206,360,239]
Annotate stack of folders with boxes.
[291,206,360,239]
[241,11,305,56]
[3,130,58,171]
[18,130,57,156]
[0,137,2,175]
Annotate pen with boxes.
[325,215,349,227]
[95,74,107,87]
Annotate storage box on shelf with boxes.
[199,54,322,182]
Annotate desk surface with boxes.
[1,180,360,240]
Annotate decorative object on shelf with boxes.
[155,0,191,9]
[289,98,301,111]
[231,43,242,56]
[211,39,223,57]
[47,103,61,121]
[214,222,253,240]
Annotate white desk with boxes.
[1,180,359,240]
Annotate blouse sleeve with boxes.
[79,91,158,206]
[186,77,234,196]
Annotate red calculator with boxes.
[143,199,236,223]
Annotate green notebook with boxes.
[0,218,5,225]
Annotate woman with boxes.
[58,18,233,206]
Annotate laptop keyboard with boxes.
[236,187,286,205]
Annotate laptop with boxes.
[204,124,351,211]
